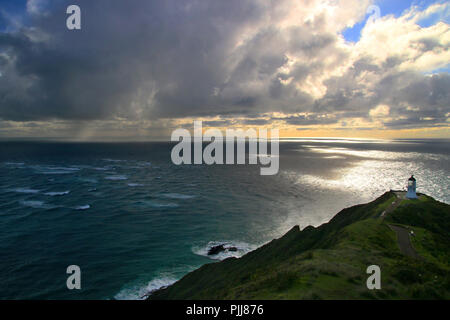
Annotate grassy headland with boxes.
[149,191,450,300]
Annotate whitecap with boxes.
[50,166,80,171]
[114,277,177,300]
[34,166,81,175]
[128,183,144,187]
[162,193,195,200]
[74,205,90,210]
[74,165,94,169]
[192,240,258,261]
[79,178,98,183]
[44,191,70,196]
[20,200,47,209]
[93,167,109,171]
[11,188,40,194]
[105,175,128,181]
[102,159,126,162]
[3,162,25,166]
[148,201,179,208]
[41,170,76,175]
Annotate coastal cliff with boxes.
[149,191,450,300]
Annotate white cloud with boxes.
[26,0,49,15]
[369,104,390,118]
[354,6,450,73]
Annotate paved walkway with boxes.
[388,224,420,259]
[381,191,420,259]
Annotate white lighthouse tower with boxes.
[406,175,417,199]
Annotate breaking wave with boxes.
[114,276,177,300]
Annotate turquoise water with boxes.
[0,139,448,299]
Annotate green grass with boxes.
[148,191,450,300]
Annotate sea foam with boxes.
[74,205,90,210]
[144,201,179,208]
[44,191,70,196]
[114,277,177,300]
[162,193,195,200]
[11,188,40,194]
[128,183,144,187]
[192,240,257,261]
[19,200,53,209]
[105,175,128,180]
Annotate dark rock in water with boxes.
[207,244,238,255]
[208,245,225,255]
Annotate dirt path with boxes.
[388,225,420,259]
[380,192,404,218]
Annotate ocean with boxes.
[0,139,448,299]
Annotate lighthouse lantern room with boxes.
[406,175,417,199]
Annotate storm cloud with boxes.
[0,0,448,138]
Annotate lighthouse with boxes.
[406,175,417,199]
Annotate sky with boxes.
[0,0,449,140]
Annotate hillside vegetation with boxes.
[149,192,450,300]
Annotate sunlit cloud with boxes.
[0,0,448,140]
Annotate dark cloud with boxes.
[277,114,338,126]
[202,120,233,127]
[0,0,342,123]
[376,72,450,128]
[0,0,268,121]
[0,0,448,135]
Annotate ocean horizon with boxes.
[0,138,449,299]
